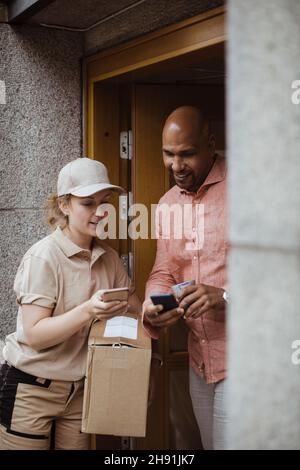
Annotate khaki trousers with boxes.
[0,362,90,450]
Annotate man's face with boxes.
[162,123,215,192]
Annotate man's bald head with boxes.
[163,106,210,142]
[162,106,215,192]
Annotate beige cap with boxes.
[57,158,124,197]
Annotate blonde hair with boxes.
[45,193,71,230]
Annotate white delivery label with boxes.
[104,316,138,340]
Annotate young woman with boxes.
[0,158,144,450]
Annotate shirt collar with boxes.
[178,153,226,195]
[52,227,106,261]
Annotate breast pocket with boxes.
[63,275,90,311]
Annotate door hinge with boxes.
[120,252,133,277]
[119,192,133,220]
[120,130,132,160]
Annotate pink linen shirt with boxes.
[144,154,228,384]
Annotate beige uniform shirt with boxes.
[3,227,133,381]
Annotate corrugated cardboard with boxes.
[82,314,151,437]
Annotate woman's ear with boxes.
[58,198,70,217]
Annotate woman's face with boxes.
[64,190,113,238]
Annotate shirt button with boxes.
[193,255,197,260]
[192,227,196,232]
[201,339,206,344]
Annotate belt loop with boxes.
[35,377,47,385]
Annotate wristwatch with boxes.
[222,290,229,303]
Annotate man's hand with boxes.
[177,284,225,320]
[144,301,183,328]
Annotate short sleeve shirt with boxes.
[3,227,133,381]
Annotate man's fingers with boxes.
[185,296,207,316]
[177,285,198,301]
[149,308,182,327]
[147,305,163,315]
[184,299,210,319]
[179,290,205,310]
[145,305,163,321]
[193,300,211,317]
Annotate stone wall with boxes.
[0,24,83,346]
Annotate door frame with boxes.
[82,5,226,156]
[82,5,226,450]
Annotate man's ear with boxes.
[208,134,216,156]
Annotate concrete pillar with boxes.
[227,0,300,449]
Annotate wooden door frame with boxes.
[82,5,226,449]
[82,5,226,156]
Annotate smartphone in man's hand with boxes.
[150,293,179,313]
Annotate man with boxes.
[143,106,228,450]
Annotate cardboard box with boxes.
[82,314,151,437]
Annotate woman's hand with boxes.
[86,290,128,320]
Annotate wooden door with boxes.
[132,84,225,449]
[90,82,132,450]
[89,81,225,449]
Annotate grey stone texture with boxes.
[227,0,300,449]
[227,247,300,449]
[0,210,48,338]
[84,0,224,55]
[228,0,300,250]
[0,24,83,345]
[0,24,83,208]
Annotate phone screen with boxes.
[150,294,179,313]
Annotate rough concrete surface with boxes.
[0,24,83,346]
